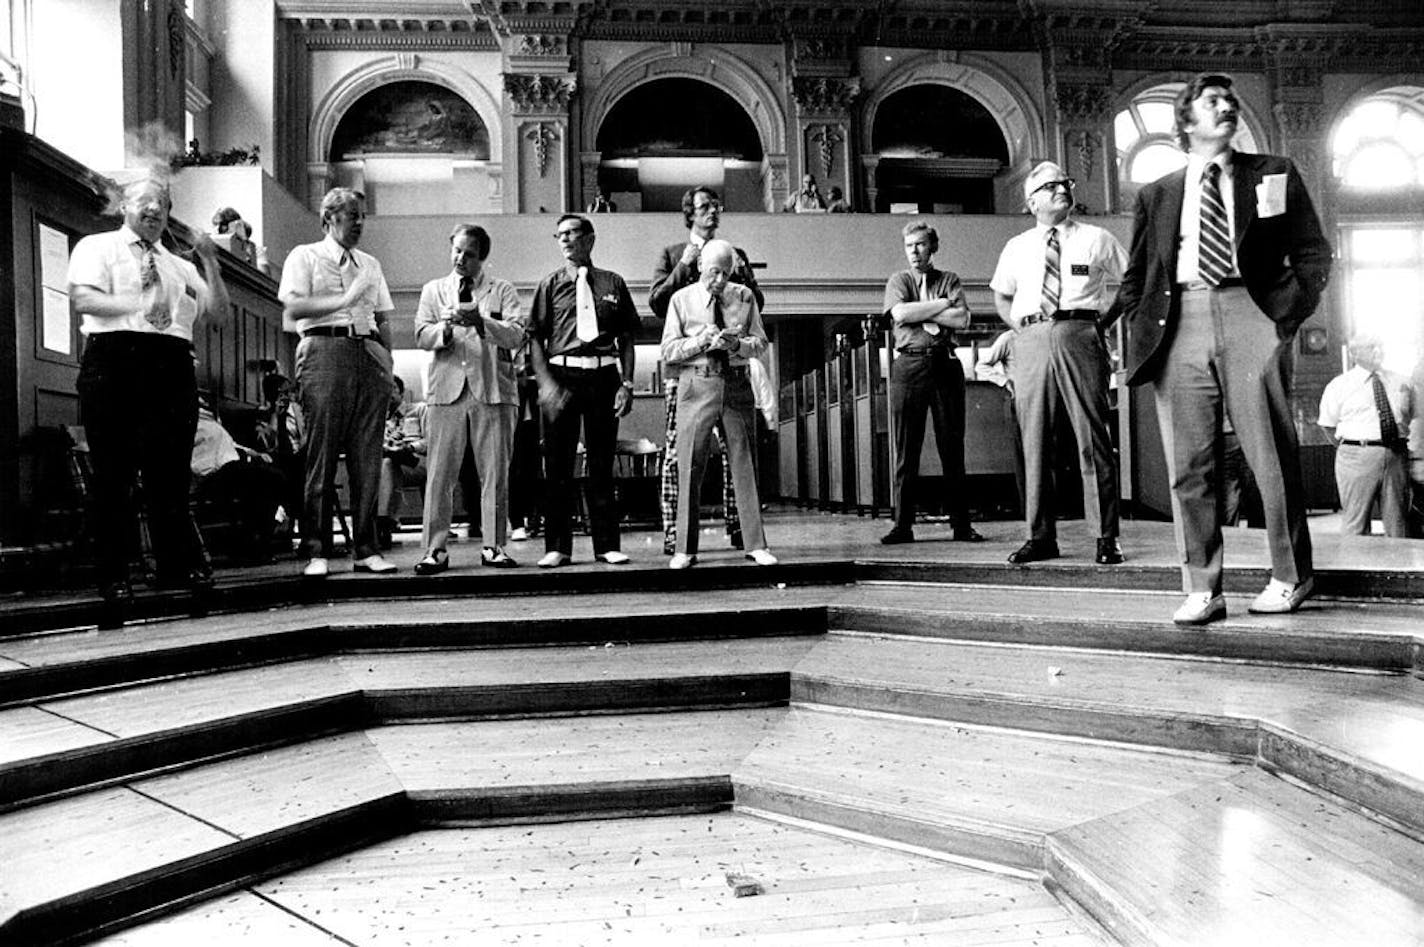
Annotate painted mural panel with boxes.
[330,81,490,159]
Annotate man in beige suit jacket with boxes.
[412,223,526,573]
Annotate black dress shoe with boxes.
[414,552,449,576]
[1007,539,1060,564]
[99,580,134,607]
[952,527,986,543]
[880,527,915,545]
[728,530,744,551]
[1095,538,1124,565]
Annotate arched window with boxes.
[1114,83,1260,205]
[1331,87,1424,376]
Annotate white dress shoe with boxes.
[353,554,398,574]
[302,557,329,578]
[537,551,570,569]
[669,553,696,570]
[509,527,529,542]
[1173,592,1226,625]
[1248,576,1314,614]
[745,549,778,566]
[596,550,631,565]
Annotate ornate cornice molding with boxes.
[504,73,577,113]
[1274,101,1324,137]
[1054,81,1113,122]
[791,76,861,115]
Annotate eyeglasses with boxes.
[554,228,586,240]
[693,200,722,213]
[1029,178,1075,198]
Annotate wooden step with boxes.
[732,706,1241,871]
[792,632,1424,839]
[105,815,1107,946]
[1048,768,1424,946]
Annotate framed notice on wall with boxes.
[38,223,72,355]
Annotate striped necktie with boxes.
[1041,227,1061,316]
[1198,163,1233,286]
[1371,372,1400,443]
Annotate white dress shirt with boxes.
[67,225,206,340]
[1176,151,1239,284]
[1318,365,1414,441]
[278,234,393,333]
[990,219,1127,321]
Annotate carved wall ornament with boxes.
[515,34,567,57]
[167,3,184,79]
[791,76,861,114]
[1054,82,1112,122]
[1274,101,1323,137]
[1066,129,1101,180]
[504,74,575,113]
[525,122,560,177]
[809,123,844,179]
[395,52,419,71]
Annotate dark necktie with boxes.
[709,295,729,368]
[1198,163,1232,286]
[457,276,473,303]
[1371,372,1400,442]
[1041,227,1060,316]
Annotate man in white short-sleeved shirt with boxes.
[278,187,397,578]
[991,160,1127,568]
[68,173,230,615]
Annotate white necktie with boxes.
[920,273,940,336]
[575,266,598,343]
[341,251,370,335]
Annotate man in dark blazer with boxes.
[649,186,764,555]
[1117,73,1332,625]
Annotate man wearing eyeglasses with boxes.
[649,186,765,556]
[1118,73,1331,624]
[528,214,641,568]
[991,161,1128,567]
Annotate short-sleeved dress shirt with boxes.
[67,225,207,340]
[989,219,1127,321]
[278,234,394,333]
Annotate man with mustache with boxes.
[279,187,398,578]
[68,172,230,619]
[1118,73,1332,624]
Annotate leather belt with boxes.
[551,354,618,370]
[303,325,374,340]
[688,363,749,379]
[1019,309,1100,328]
[1179,277,1245,291]
[897,346,949,356]
[1339,439,1399,448]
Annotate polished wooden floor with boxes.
[1,510,1421,945]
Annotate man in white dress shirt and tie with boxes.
[412,223,526,573]
[1318,335,1415,537]
[991,160,1128,566]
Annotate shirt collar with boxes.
[322,233,356,262]
[1187,149,1234,180]
[1035,217,1073,237]
[452,270,486,289]
[688,232,708,249]
[119,223,158,249]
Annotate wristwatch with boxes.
[620,378,635,390]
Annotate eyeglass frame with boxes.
[553,225,589,240]
[692,199,723,213]
[1028,177,1076,199]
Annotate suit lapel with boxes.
[1230,151,1259,248]
[1156,168,1187,273]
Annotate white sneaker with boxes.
[509,526,529,542]
[669,553,696,570]
[1173,592,1226,625]
[1248,576,1314,614]
[302,557,329,578]
[745,549,778,566]
[353,554,398,574]
[597,550,631,565]
[537,551,570,569]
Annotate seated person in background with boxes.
[586,189,617,213]
[378,375,427,549]
[825,185,852,214]
[260,372,305,546]
[191,394,286,563]
[783,174,827,213]
[660,239,777,570]
[210,206,257,267]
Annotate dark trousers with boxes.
[296,335,392,559]
[77,332,200,588]
[543,364,622,556]
[509,386,542,530]
[889,350,970,531]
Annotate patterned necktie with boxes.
[920,273,941,336]
[1371,372,1400,442]
[138,240,170,330]
[1041,227,1061,317]
[708,295,729,368]
[575,265,598,343]
[1198,163,1233,286]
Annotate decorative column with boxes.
[500,24,577,214]
[1257,27,1334,220]
[788,36,860,210]
[579,151,602,208]
[1039,16,1135,213]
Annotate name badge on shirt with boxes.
[1070,264,1089,277]
[184,285,199,299]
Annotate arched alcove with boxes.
[583,46,787,211]
[869,84,1009,213]
[861,54,1042,214]
[308,58,503,215]
[594,78,764,212]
